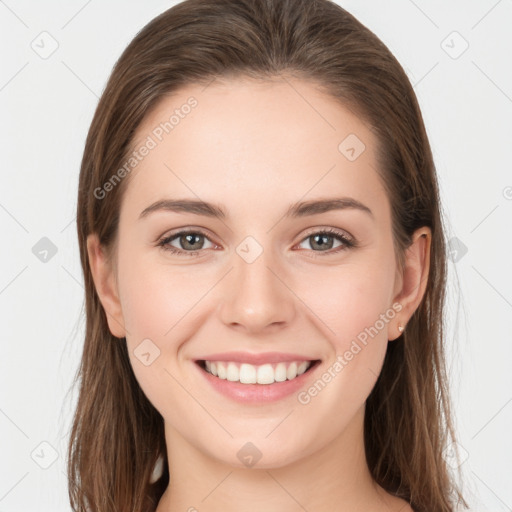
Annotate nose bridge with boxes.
[218,235,295,331]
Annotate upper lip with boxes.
[194,352,320,365]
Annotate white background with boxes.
[0,1,511,510]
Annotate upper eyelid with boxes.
[160,228,216,245]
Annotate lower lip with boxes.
[194,360,322,403]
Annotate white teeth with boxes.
[240,363,256,384]
[256,364,274,384]
[217,362,227,379]
[297,361,309,375]
[227,362,239,382]
[203,360,313,384]
[274,363,287,382]
[287,362,298,380]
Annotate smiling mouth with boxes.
[196,359,321,385]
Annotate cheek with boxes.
[116,252,200,414]
[297,258,397,349]
[291,252,397,407]
[117,247,208,342]
[291,261,396,429]
[116,248,221,400]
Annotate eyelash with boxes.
[156,227,356,258]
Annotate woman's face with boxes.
[89,76,426,469]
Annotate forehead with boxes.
[121,77,387,220]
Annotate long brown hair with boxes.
[69,0,468,510]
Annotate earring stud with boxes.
[398,324,404,333]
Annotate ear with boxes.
[389,226,431,341]
[86,233,126,338]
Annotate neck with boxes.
[156,405,397,512]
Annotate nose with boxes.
[218,246,296,334]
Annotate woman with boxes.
[68,0,468,510]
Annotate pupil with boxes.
[183,234,202,250]
[312,234,333,250]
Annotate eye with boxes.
[157,229,216,255]
[296,228,355,256]
[157,227,356,257]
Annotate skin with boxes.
[87,76,430,512]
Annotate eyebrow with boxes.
[138,197,373,220]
